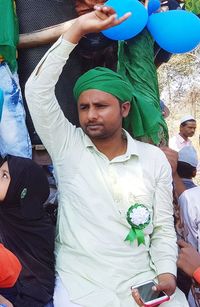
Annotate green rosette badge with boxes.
[125,203,150,246]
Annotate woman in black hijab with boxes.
[0,155,55,307]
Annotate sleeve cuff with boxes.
[155,260,177,277]
[48,36,77,58]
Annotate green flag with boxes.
[0,0,19,72]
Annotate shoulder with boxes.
[169,134,178,143]
[133,139,171,175]
[134,139,167,159]
[179,187,200,220]
[169,134,180,151]
[180,186,200,199]
[179,187,200,209]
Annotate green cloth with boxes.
[118,29,168,145]
[0,0,19,72]
[73,29,168,145]
[0,88,3,122]
[185,0,200,15]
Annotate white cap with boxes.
[178,146,198,167]
[180,115,195,125]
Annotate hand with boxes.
[63,5,131,43]
[160,146,178,176]
[81,5,131,34]
[131,288,145,307]
[177,239,200,277]
[132,274,175,306]
[156,273,176,296]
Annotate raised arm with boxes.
[18,19,77,49]
[62,5,131,44]
[19,5,131,48]
[25,6,131,160]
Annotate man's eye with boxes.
[79,105,88,110]
[96,104,106,108]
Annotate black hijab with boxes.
[0,155,55,307]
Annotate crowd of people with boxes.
[0,0,199,306]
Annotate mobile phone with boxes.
[131,280,170,307]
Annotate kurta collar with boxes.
[178,134,190,144]
[83,129,139,160]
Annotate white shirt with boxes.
[25,37,179,307]
[179,186,200,251]
[169,134,192,152]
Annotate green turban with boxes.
[73,67,133,104]
[73,29,168,146]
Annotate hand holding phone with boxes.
[131,280,170,307]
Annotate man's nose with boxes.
[88,107,97,120]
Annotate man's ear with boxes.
[121,101,131,118]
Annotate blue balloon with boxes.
[102,0,148,40]
[148,0,161,15]
[147,10,200,53]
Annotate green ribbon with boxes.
[125,227,145,245]
[125,203,150,246]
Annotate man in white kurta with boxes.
[25,7,188,307]
[169,115,196,152]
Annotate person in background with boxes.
[169,115,196,152]
[0,0,31,158]
[0,155,55,307]
[176,146,200,261]
[160,0,182,10]
[178,240,200,285]
[177,145,198,190]
[178,243,200,306]
[162,146,200,306]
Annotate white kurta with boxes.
[179,186,200,251]
[169,134,192,152]
[25,37,188,307]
